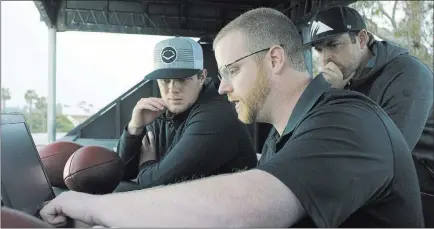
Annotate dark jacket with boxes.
[116,81,258,189]
[348,40,433,178]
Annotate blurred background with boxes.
[1,1,433,146]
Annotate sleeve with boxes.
[256,102,394,227]
[136,100,244,189]
[379,57,433,151]
[116,124,155,180]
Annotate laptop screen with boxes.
[1,114,55,216]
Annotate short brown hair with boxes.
[213,8,307,72]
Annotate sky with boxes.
[1,1,191,113]
[1,1,431,113]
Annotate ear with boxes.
[358,30,369,49]
[199,69,208,85]
[268,45,285,75]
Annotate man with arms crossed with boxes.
[305,6,434,195]
[40,8,424,228]
[117,36,257,189]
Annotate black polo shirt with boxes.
[256,75,424,227]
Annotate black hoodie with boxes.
[116,81,258,189]
[349,40,433,181]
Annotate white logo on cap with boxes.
[161,46,177,64]
[310,21,334,37]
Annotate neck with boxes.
[266,71,311,136]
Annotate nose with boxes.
[218,80,234,95]
[168,80,181,93]
[320,50,332,66]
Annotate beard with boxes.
[339,53,363,79]
[236,63,271,124]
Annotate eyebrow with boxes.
[324,38,340,45]
[315,34,343,46]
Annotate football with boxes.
[63,145,124,194]
[38,141,83,188]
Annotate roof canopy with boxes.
[34,0,355,37]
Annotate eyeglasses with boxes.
[217,45,284,81]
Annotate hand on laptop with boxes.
[39,191,100,227]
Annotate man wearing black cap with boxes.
[305,6,434,195]
[116,37,257,189]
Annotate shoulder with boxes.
[274,89,402,169]
[190,94,235,116]
[314,89,381,113]
[312,89,380,120]
[302,88,408,152]
[383,54,433,81]
[391,54,431,70]
[184,94,241,128]
[375,55,433,100]
[302,89,393,137]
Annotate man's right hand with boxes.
[321,62,354,89]
[40,191,100,227]
[127,98,166,135]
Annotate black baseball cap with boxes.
[304,6,367,46]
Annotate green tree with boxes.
[35,96,48,132]
[23,91,74,133]
[25,112,45,133]
[24,92,45,133]
[1,88,11,110]
[56,115,75,132]
[350,1,433,70]
[24,89,38,113]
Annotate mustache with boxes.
[227,95,241,102]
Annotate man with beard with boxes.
[116,36,257,189]
[39,8,424,228]
[304,6,434,195]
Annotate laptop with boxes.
[1,113,56,218]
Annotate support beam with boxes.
[47,27,57,143]
[299,24,313,76]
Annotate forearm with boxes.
[117,141,140,180]
[117,132,143,162]
[127,123,145,135]
[135,135,233,188]
[136,161,160,188]
[117,127,146,179]
[89,169,301,227]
